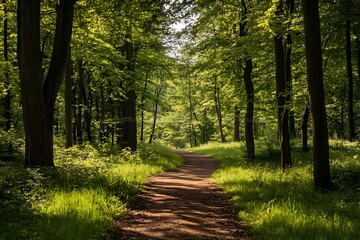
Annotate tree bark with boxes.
[140,73,149,142]
[302,0,333,190]
[233,105,240,142]
[346,18,355,141]
[286,0,296,139]
[239,0,255,159]
[275,0,292,170]
[243,59,255,160]
[149,87,162,144]
[18,0,75,166]
[65,51,73,148]
[301,99,310,151]
[3,0,11,131]
[120,35,137,151]
[213,77,226,143]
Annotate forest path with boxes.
[108,150,250,240]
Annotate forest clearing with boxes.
[1,0,360,239]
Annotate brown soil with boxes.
[108,150,250,240]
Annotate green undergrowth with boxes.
[191,139,360,240]
[0,139,183,240]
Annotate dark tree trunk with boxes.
[65,51,73,148]
[76,60,86,144]
[149,87,162,144]
[72,80,77,144]
[213,77,226,143]
[243,59,255,160]
[18,0,75,167]
[346,19,355,141]
[286,0,296,139]
[275,0,292,170]
[3,0,11,131]
[99,83,105,141]
[188,74,197,147]
[85,72,92,142]
[239,0,255,159]
[302,0,333,190]
[120,36,137,151]
[233,105,240,142]
[140,74,149,142]
[301,99,310,151]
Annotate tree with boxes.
[274,0,292,169]
[17,0,76,166]
[302,0,333,190]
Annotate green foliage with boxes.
[192,140,360,240]
[0,142,182,240]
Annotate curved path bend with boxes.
[108,150,250,240]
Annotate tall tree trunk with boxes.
[286,0,296,139]
[18,0,75,166]
[188,74,197,147]
[213,77,225,143]
[244,59,255,160]
[72,81,77,144]
[302,0,333,190]
[275,0,292,170]
[346,18,355,141]
[120,35,137,151]
[85,72,92,141]
[140,73,149,142]
[65,51,73,148]
[3,0,11,131]
[149,87,162,144]
[301,99,310,151]
[233,105,240,142]
[99,83,105,141]
[239,0,255,159]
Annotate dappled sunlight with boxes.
[192,140,360,239]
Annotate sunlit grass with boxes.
[192,140,360,240]
[0,142,183,240]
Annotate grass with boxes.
[0,137,183,240]
[191,139,360,240]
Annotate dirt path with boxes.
[108,150,250,240]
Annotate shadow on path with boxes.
[108,150,250,240]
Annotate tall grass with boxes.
[192,140,360,240]
[0,141,183,240]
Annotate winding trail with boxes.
[108,150,250,239]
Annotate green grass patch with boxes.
[192,140,360,240]
[0,141,182,240]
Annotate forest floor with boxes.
[107,150,251,240]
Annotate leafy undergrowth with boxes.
[192,139,360,240]
[0,139,183,240]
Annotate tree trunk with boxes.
[65,51,73,148]
[243,59,255,160]
[3,0,11,131]
[18,0,75,166]
[275,0,292,170]
[213,77,226,143]
[140,74,149,142]
[301,99,310,151]
[149,87,162,144]
[346,19,355,141]
[239,0,255,159]
[85,71,93,142]
[233,105,240,142]
[302,0,333,190]
[188,74,198,147]
[120,35,137,151]
[286,0,296,139]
